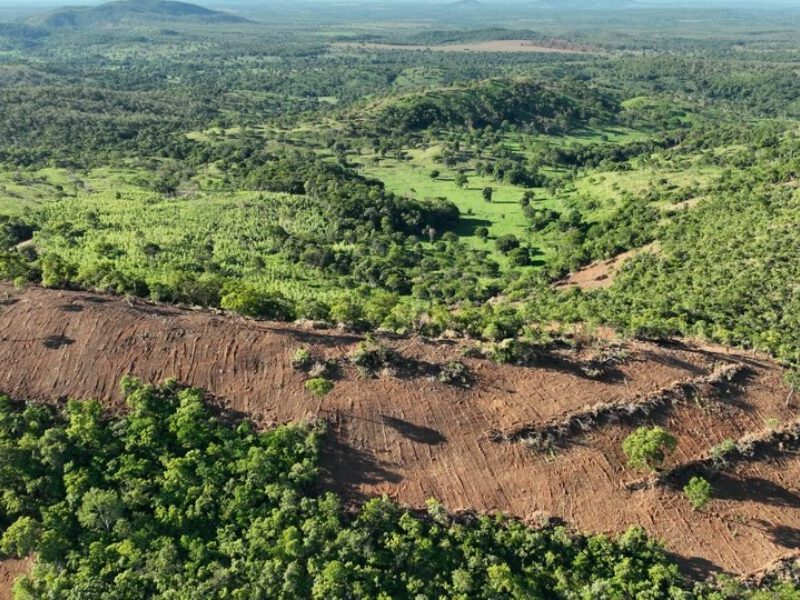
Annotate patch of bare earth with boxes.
[0,284,797,580]
[0,558,31,600]
[557,243,659,291]
[331,40,596,54]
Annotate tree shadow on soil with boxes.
[262,325,363,348]
[42,334,75,349]
[711,474,800,508]
[636,348,707,376]
[381,415,447,445]
[388,356,440,380]
[707,366,756,412]
[59,303,84,313]
[451,216,492,237]
[768,524,800,549]
[537,353,625,384]
[318,434,403,501]
[666,551,725,581]
[651,338,769,371]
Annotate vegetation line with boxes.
[657,416,800,488]
[491,362,743,449]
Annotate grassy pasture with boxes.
[360,149,552,266]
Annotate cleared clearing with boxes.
[0,284,798,578]
[331,40,596,54]
[0,558,31,600]
[557,243,659,290]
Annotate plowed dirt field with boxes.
[1,284,798,581]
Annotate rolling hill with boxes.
[371,78,617,133]
[29,0,249,28]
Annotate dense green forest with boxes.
[1,0,800,595]
[0,379,795,599]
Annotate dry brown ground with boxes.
[0,558,31,600]
[557,243,659,291]
[0,284,798,583]
[331,40,595,54]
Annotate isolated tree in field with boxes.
[455,171,468,188]
[429,169,440,180]
[683,476,712,510]
[482,186,493,203]
[520,190,534,207]
[622,426,677,471]
[495,234,520,254]
[475,226,489,242]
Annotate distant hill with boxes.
[370,78,618,134]
[29,0,249,28]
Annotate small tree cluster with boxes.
[683,476,712,510]
[622,426,677,472]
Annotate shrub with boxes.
[438,361,471,387]
[0,251,35,282]
[220,285,296,320]
[482,321,507,342]
[683,476,712,510]
[305,377,334,398]
[349,338,394,375]
[291,348,314,371]
[710,438,737,466]
[580,364,605,379]
[329,297,365,329]
[462,345,485,359]
[40,253,76,288]
[508,247,531,266]
[297,299,331,322]
[308,359,338,379]
[486,338,539,365]
[622,427,677,472]
[495,234,520,254]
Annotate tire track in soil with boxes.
[0,284,797,577]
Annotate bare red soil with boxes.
[331,40,597,54]
[557,244,658,291]
[0,558,31,600]
[0,284,798,581]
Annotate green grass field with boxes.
[361,150,552,265]
[359,125,720,267]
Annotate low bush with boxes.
[291,347,314,371]
[684,476,712,510]
[305,377,334,397]
[437,361,471,387]
[349,337,394,375]
[486,338,540,365]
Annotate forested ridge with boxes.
[372,78,618,134]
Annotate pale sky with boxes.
[1,0,799,9]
